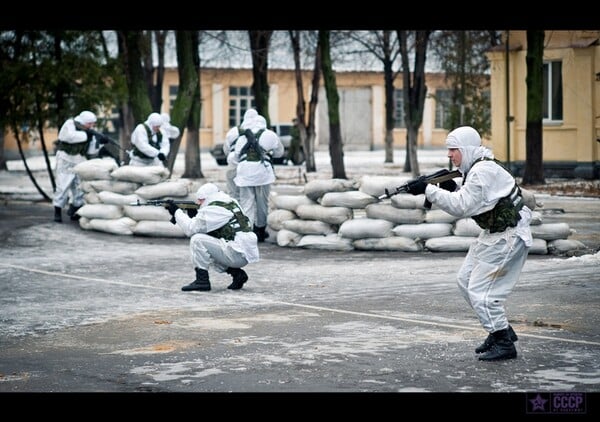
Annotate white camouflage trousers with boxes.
[456,229,529,333]
[190,233,248,272]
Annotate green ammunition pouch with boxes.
[56,127,91,156]
[206,200,252,241]
[132,124,163,159]
[470,158,524,233]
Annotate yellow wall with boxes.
[5,66,464,157]
[488,30,600,167]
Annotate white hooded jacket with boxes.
[174,190,259,264]
[233,115,284,187]
[425,126,532,246]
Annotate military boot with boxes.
[181,268,211,292]
[478,328,517,361]
[253,225,269,242]
[226,267,248,290]
[67,204,82,221]
[54,206,62,223]
[475,325,518,354]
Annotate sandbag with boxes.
[530,223,572,241]
[528,238,548,255]
[353,236,422,252]
[303,178,359,201]
[425,209,460,224]
[453,218,483,237]
[338,218,394,239]
[97,191,141,206]
[425,236,476,252]
[366,203,425,224]
[123,205,171,221]
[276,229,303,247]
[320,190,378,209]
[297,234,354,251]
[393,223,453,240]
[359,175,409,198]
[267,209,297,231]
[72,158,119,181]
[135,180,191,200]
[390,193,430,210]
[282,219,335,235]
[85,216,137,235]
[110,165,169,184]
[295,204,353,225]
[272,194,316,211]
[76,203,124,220]
[88,180,141,195]
[547,239,587,255]
[133,220,186,237]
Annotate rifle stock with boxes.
[378,169,462,200]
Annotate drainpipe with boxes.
[505,30,511,169]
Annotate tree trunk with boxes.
[319,30,346,180]
[170,30,201,178]
[398,30,431,177]
[289,30,308,166]
[522,30,545,185]
[382,30,396,163]
[119,31,153,124]
[305,33,321,173]
[248,30,272,125]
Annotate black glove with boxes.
[186,208,198,218]
[439,179,457,192]
[165,200,178,225]
[157,153,166,162]
[165,200,178,216]
[406,176,427,195]
[97,135,109,145]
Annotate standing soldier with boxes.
[129,112,170,167]
[405,126,532,361]
[53,110,108,222]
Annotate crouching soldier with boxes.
[166,183,259,291]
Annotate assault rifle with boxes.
[74,121,126,166]
[130,199,199,223]
[378,169,462,200]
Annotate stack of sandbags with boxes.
[72,158,200,237]
[266,174,582,255]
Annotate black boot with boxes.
[67,204,82,221]
[226,267,248,290]
[54,206,62,223]
[475,325,518,354]
[478,328,517,361]
[253,225,269,242]
[181,268,211,292]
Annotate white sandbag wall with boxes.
[72,158,202,237]
[266,175,582,255]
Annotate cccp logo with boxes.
[526,392,586,414]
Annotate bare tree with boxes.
[248,31,273,125]
[522,30,546,185]
[319,30,346,179]
[398,30,431,176]
[171,30,202,178]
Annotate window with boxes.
[229,86,255,128]
[543,61,563,122]
[435,89,452,129]
[393,89,405,128]
[169,85,178,114]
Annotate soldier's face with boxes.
[447,148,462,167]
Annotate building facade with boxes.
[487,30,600,179]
